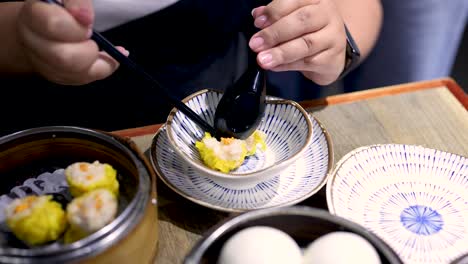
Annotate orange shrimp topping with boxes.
[79,163,89,172]
[25,196,36,203]
[221,137,234,145]
[14,203,29,213]
[95,195,103,210]
[14,196,36,213]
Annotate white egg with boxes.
[302,231,381,264]
[217,226,303,264]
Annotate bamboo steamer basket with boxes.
[0,126,158,264]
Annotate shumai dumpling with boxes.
[65,161,119,197]
[5,195,67,246]
[195,132,247,173]
[195,130,267,173]
[64,188,118,243]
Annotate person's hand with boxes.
[250,0,347,85]
[16,0,128,85]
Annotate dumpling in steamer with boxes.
[5,195,67,246]
[64,188,118,243]
[65,161,119,197]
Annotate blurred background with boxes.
[452,27,468,92]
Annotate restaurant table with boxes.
[113,77,468,264]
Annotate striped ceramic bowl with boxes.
[165,89,313,188]
[327,144,468,264]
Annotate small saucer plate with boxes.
[327,144,468,264]
[150,114,333,213]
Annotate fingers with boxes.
[272,49,344,85]
[252,6,266,19]
[256,0,319,22]
[256,30,333,69]
[28,49,121,85]
[86,51,120,81]
[17,0,127,85]
[252,6,268,28]
[63,0,94,27]
[270,50,333,72]
[115,46,130,57]
[19,23,98,71]
[87,48,129,82]
[250,5,327,53]
[249,0,347,85]
[21,0,90,42]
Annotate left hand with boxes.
[250,0,347,85]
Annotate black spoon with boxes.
[213,28,267,140]
[39,0,220,137]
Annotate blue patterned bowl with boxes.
[165,90,313,188]
[326,144,468,264]
[150,113,332,212]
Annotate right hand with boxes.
[16,0,128,85]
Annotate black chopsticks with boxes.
[37,0,218,135]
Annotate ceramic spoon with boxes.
[213,28,267,140]
[39,0,220,137]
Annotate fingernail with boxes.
[116,47,130,56]
[259,52,273,66]
[254,15,268,28]
[251,8,256,17]
[249,37,264,50]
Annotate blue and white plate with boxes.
[326,144,468,264]
[150,114,333,213]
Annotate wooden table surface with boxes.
[113,78,468,264]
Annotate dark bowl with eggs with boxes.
[184,205,402,264]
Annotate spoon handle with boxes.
[39,0,217,136]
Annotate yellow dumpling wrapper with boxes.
[5,195,67,246]
[64,225,88,244]
[65,161,119,197]
[245,130,267,156]
[195,133,247,173]
[195,131,266,173]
